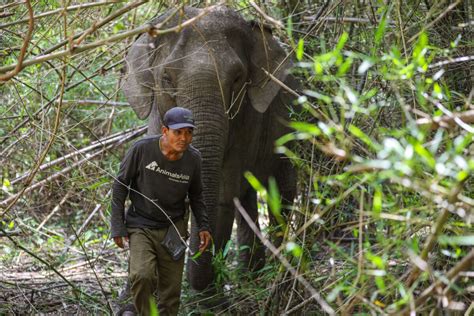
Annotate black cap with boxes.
[163,107,196,129]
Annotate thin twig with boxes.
[405,180,466,287]
[11,125,146,185]
[0,128,145,209]
[70,218,114,313]
[408,0,462,43]
[0,1,116,29]
[234,198,335,315]
[249,1,284,29]
[0,0,34,82]
[0,3,219,74]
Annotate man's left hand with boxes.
[198,230,211,253]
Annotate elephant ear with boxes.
[248,23,292,113]
[122,33,155,120]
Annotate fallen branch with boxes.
[36,192,72,231]
[0,0,34,82]
[234,198,335,315]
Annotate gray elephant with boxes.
[121,5,297,293]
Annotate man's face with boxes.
[164,127,193,153]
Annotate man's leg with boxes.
[156,220,186,316]
[128,228,159,315]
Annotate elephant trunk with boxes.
[177,75,229,290]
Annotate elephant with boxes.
[121,5,297,293]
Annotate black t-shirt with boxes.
[110,135,209,237]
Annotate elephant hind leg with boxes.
[236,189,265,272]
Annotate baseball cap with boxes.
[163,107,196,129]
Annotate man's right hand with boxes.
[113,236,129,249]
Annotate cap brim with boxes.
[167,123,196,129]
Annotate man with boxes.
[111,107,211,315]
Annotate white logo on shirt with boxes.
[145,161,190,183]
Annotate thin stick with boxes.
[0,1,116,29]
[249,1,284,29]
[36,192,72,231]
[0,128,144,209]
[234,198,335,315]
[70,224,114,314]
[11,126,146,185]
[0,0,34,82]
[0,3,219,74]
[398,248,474,314]
[405,181,466,286]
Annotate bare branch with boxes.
[0,3,220,75]
[0,0,34,82]
[0,1,116,29]
[0,126,146,210]
[249,1,284,29]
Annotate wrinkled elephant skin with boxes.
[122,6,297,292]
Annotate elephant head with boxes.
[121,6,293,291]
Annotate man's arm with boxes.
[188,155,211,251]
[111,145,139,244]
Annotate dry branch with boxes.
[0,1,116,29]
[0,126,146,210]
[0,0,33,82]
[61,99,129,107]
[398,248,474,314]
[11,125,146,185]
[249,1,284,29]
[405,181,466,287]
[0,3,220,75]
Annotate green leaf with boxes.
[373,188,382,216]
[414,143,436,168]
[375,276,386,294]
[223,240,232,258]
[3,179,11,188]
[244,171,267,196]
[348,124,379,151]
[289,122,321,136]
[286,241,303,257]
[268,177,282,220]
[286,16,293,40]
[374,10,388,47]
[296,38,304,61]
[336,32,349,51]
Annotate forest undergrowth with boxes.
[1,1,473,315]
